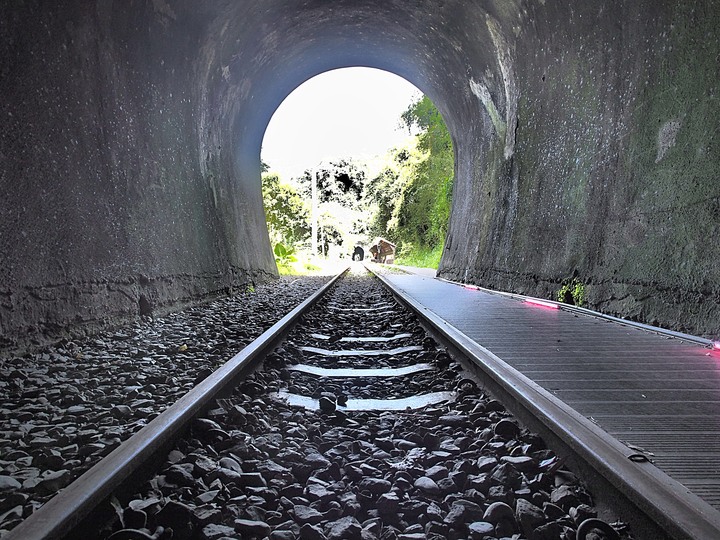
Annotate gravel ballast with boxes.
[0,276,330,536]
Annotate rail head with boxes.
[6,267,348,540]
[371,267,720,540]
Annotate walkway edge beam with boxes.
[373,269,720,540]
[434,276,715,348]
[6,268,349,540]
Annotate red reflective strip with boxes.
[525,299,559,310]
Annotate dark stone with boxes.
[377,491,400,514]
[359,478,392,496]
[319,396,336,413]
[293,505,324,525]
[165,464,196,487]
[327,516,363,540]
[515,498,546,537]
[533,521,565,540]
[467,521,494,539]
[0,476,21,492]
[482,501,516,525]
[234,519,271,537]
[570,503,597,524]
[500,455,535,472]
[305,483,336,504]
[304,453,331,469]
[413,477,441,495]
[201,523,236,540]
[156,500,194,539]
[550,485,580,508]
[493,419,520,440]
[300,523,328,540]
[35,469,72,495]
[270,532,296,540]
[490,463,521,489]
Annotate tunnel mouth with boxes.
[260,67,454,270]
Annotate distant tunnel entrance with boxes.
[260,67,453,270]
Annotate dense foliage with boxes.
[261,173,309,246]
[367,96,454,265]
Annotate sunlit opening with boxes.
[260,67,454,275]
[262,67,420,182]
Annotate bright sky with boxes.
[261,67,422,181]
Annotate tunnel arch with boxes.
[205,0,513,285]
[1,0,719,350]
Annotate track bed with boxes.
[100,272,630,540]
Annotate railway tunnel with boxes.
[1,0,719,352]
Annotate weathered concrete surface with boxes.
[439,1,720,338]
[1,0,718,349]
[0,2,278,349]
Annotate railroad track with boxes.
[4,266,711,539]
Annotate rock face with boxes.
[1,0,718,348]
[437,1,720,339]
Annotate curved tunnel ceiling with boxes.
[211,0,506,166]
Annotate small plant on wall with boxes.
[557,278,586,306]
[274,243,297,271]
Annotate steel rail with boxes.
[6,267,348,540]
[372,268,720,540]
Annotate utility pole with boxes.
[311,167,318,258]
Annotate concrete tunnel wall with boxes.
[0,0,718,352]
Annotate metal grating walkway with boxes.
[380,271,720,511]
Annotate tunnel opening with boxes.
[260,67,455,273]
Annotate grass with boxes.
[276,249,348,276]
[394,243,443,269]
[556,278,586,306]
[275,243,444,275]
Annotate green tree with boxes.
[296,159,367,207]
[367,96,454,265]
[261,173,310,246]
[366,147,415,239]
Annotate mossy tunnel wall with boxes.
[1,0,718,350]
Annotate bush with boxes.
[556,278,586,306]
